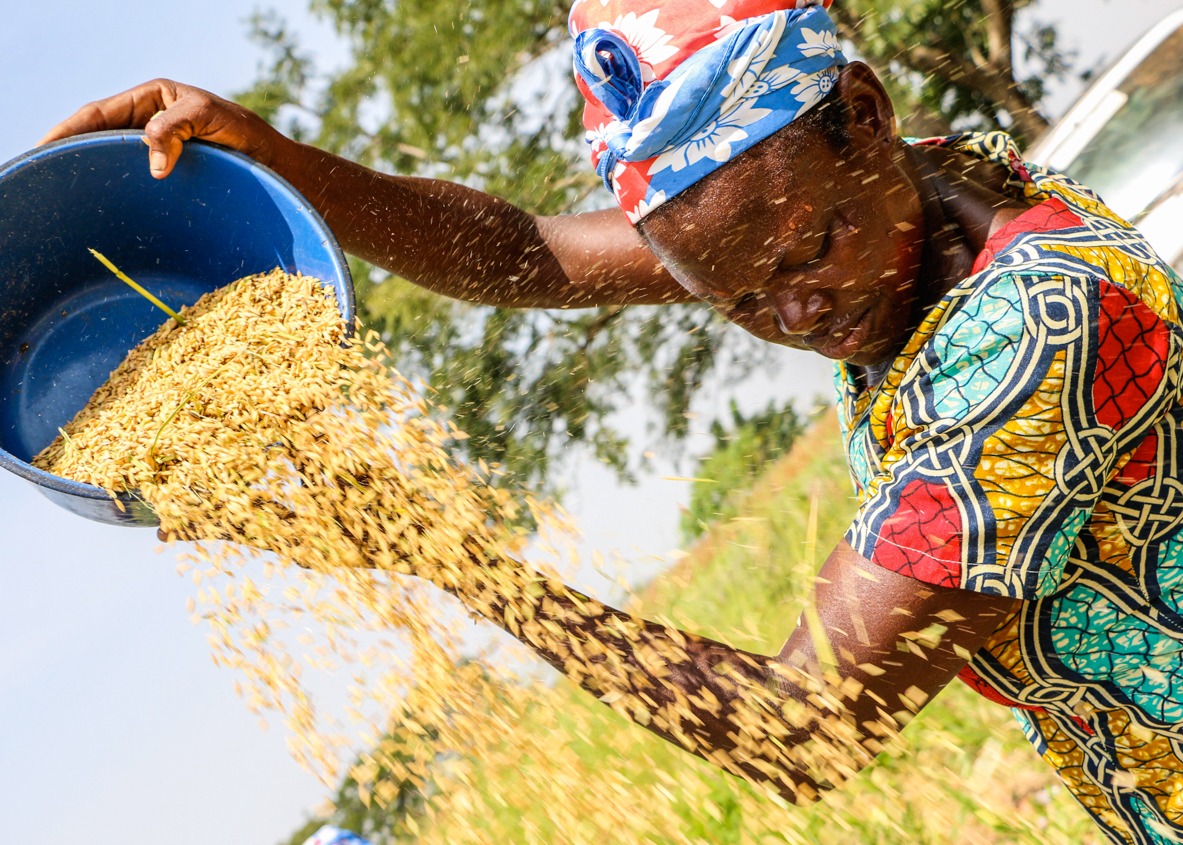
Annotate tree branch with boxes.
[980,0,1015,71]
[905,45,1049,142]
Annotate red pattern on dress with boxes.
[871,477,963,587]
[1092,280,1169,432]
[971,197,1084,274]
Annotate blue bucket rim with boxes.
[0,129,356,511]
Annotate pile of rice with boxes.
[36,269,512,573]
[34,270,895,843]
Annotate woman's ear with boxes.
[835,62,898,148]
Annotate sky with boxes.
[1,1,1181,844]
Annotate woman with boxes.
[42,1,1183,841]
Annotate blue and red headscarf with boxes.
[569,0,847,222]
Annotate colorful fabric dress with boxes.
[840,131,1183,845]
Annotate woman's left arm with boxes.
[432,537,1016,803]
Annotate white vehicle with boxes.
[1029,8,1183,273]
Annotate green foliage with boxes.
[308,416,1094,843]
[281,724,435,845]
[831,0,1076,142]
[680,400,806,542]
[237,0,1077,491]
[239,0,747,489]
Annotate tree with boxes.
[239,0,1076,491]
[829,0,1071,141]
[282,722,436,845]
[242,0,741,489]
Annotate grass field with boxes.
[403,412,1104,844]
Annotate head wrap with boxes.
[569,0,847,222]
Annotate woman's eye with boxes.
[779,227,832,271]
[805,230,831,264]
[730,292,761,313]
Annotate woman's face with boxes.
[639,121,927,368]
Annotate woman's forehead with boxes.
[643,187,822,272]
[644,134,826,234]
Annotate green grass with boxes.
[408,413,1104,844]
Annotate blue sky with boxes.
[0,4,358,843]
[1,1,1181,844]
[0,6,706,842]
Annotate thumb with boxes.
[142,109,194,179]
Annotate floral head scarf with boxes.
[569,0,847,222]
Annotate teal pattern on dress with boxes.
[838,131,1183,845]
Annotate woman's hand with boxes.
[39,82,683,310]
[39,79,292,179]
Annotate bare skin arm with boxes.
[426,535,1016,802]
[83,79,1017,802]
[39,80,692,309]
[183,473,1014,802]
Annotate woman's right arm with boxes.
[40,79,692,309]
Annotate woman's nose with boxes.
[770,289,833,337]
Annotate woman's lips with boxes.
[809,305,873,359]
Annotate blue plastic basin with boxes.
[0,131,354,526]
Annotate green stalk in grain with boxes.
[89,248,186,325]
[56,426,78,458]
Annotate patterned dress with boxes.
[840,131,1183,844]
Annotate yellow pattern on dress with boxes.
[1032,710,1134,842]
[976,346,1068,583]
[974,605,1041,689]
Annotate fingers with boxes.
[38,79,279,181]
[142,103,199,179]
[38,78,177,147]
